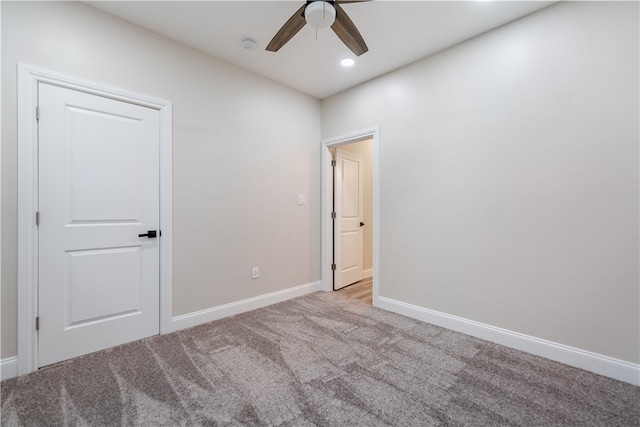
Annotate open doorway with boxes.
[321,127,379,306]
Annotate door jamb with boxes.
[17,64,173,375]
[321,127,380,305]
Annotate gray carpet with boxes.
[2,291,639,426]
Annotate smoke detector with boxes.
[242,38,257,51]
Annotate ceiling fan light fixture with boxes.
[305,1,336,29]
[340,58,355,67]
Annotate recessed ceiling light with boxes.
[341,58,355,67]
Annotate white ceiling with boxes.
[88,1,554,99]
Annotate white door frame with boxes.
[321,127,380,305]
[17,64,173,375]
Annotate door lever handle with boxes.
[138,230,157,238]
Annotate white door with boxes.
[38,83,160,367]
[334,147,364,290]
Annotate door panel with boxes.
[65,247,142,327]
[342,158,360,217]
[67,106,142,221]
[334,148,364,289]
[38,83,160,367]
[341,231,360,270]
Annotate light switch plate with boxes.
[297,194,306,205]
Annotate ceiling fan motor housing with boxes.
[305,1,336,28]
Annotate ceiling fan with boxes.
[266,0,369,56]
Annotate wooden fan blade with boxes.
[266,4,307,52]
[331,3,368,56]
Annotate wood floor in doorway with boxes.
[336,277,372,305]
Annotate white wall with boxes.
[1,1,321,359]
[322,1,639,364]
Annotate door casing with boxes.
[321,127,380,304]
[17,64,173,375]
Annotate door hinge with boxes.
[36,106,40,121]
[331,212,336,219]
[35,211,40,226]
[331,160,336,167]
[331,263,336,271]
[35,317,40,331]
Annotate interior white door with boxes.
[38,82,160,367]
[334,147,364,290]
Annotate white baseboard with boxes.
[171,281,322,332]
[377,296,640,386]
[1,357,18,381]
[362,268,373,279]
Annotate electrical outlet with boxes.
[252,267,259,279]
